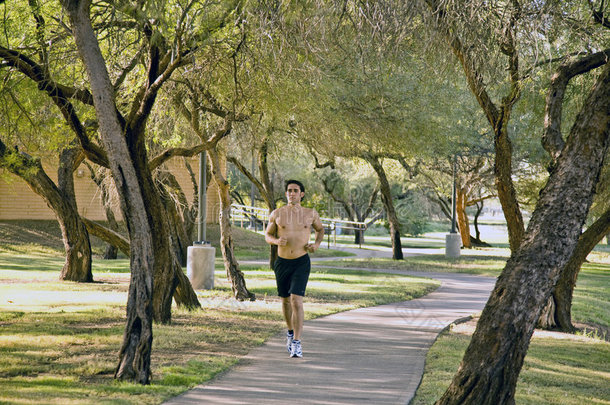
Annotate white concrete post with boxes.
[445,233,461,259]
[187,244,215,289]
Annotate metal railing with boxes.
[230,203,367,248]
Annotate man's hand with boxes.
[277,236,288,246]
[304,243,318,253]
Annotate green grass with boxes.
[2,221,609,404]
[327,248,610,329]
[322,249,510,276]
[332,234,447,249]
[0,250,438,404]
[411,325,610,405]
[408,249,610,404]
[0,220,353,262]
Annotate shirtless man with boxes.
[265,180,324,358]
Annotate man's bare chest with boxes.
[275,208,314,230]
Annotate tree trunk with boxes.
[98,171,120,260]
[0,141,93,282]
[98,179,120,260]
[56,147,92,281]
[103,237,119,259]
[183,157,203,241]
[365,155,403,260]
[538,207,610,331]
[157,177,190,267]
[493,123,525,252]
[473,201,483,241]
[456,189,472,248]
[355,214,365,245]
[172,255,202,309]
[437,63,610,405]
[64,0,154,383]
[85,164,121,259]
[469,201,491,247]
[81,217,130,257]
[209,148,255,301]
[426,0,526,252]
[137,163,185,324]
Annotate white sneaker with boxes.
[290,339,303,358]
[286,332,294,353]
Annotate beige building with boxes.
[0,157,222,223]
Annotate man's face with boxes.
[286,184,304,204]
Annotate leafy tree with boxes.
[0,0,97,282]
[412,1,610,402]
[316,159,382,244]
[227,118,288,268]
[55,0,252,382]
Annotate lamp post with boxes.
[249,150,256,229]
[445,154,461,258]
[451,155,457,234]
[187,150,215,289]
[198,151,207,243]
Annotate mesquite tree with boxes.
[437,59,610,405]
[175,86,255,301]
[57,0,245,382]
[417,0,610,334]
[0,0,96,282]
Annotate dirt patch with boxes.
[452,317,609,343]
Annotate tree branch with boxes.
[227,155,266,197]
[81,217,130,257]
[424,0,500,128]
[0,45,108,167]
[542,48,610,162]
[589,0,610,29]
[309,145,336,168]
[149,143,208,170]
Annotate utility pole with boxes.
[445,154,461,258]
[187,151,215,290]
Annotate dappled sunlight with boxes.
[0,287,127,312]
[525,354,610,382]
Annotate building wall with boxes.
[0,156,223,223]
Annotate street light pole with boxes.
[187,150,215,290]
[249,150,255,229]
[445,154,461,258]
[451,154,457,234]
[198,151,207,243]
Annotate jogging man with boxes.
[265,180,325,358]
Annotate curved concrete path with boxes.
[165,249,496,405]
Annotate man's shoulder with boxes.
[305,207,320,218]
[270,206,288,218]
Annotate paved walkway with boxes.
[165,248,496,405]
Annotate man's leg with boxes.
[290,294,304,340]
[281,296,293,330]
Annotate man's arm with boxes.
[265,210,287,246]
[305,211,325,253]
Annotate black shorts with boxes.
[273,254,311,297]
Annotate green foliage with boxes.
[394,194,432,236]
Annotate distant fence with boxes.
[230,203,367,248]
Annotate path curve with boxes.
[165,257,496,405]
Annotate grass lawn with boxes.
[1,221,609,404]
[402,248,610,404]
[411,323,610,405]
[0,245,438,404]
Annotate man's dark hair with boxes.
[285,179,305,193]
